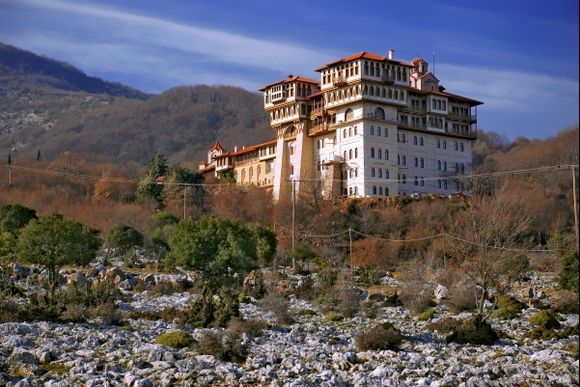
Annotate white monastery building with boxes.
[199,50,482,201]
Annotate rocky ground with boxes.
[0,261,578,386]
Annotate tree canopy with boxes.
[17,213,101,286]
[168,217,275,284]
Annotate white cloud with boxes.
[437,63,579,114]
[9,0,333,75]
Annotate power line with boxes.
[1,163,577,187]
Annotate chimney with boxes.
[388,49,395,60]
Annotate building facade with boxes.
[200,50,482,201]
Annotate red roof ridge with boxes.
[259,75,319,91]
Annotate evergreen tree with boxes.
[135,153,168,209]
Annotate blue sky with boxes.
[0,0,578,140]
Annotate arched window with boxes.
[385,169,389,179]
[343,150,347,160]
[420,158,424,168]
[437,160,442,170]
[402,155,407,165]
[397,154,400,165]
[354,186,358,195]
[354,126,358,135]
[349,149,353,159]
[349,187,353,195]
[414,157,418,167]
[343,128,347,138]
[385,148,389,160]
[443,180,448,189]
[419,137,424,146]
[371,167,376,177]
[420,177,425,186]
[355,168,358,177]
[388,89,393,99]
[378,149,382,159]
[384,127,389,137]
[374,107,385,120]
[455,162,459,173]
[413,136,418,145]
[370,125,375,135]
[354,148,358,158]
[372,185,377,195]
[460,163,465,174]
[443,161,447,171]
[401,133,406,143]
[438,179,442,189]
[402,174,407,184]
[377,127,381,136]
[345,109,354,121]
[371,147,375,158]
[460,143,464,152]
[378,186,383,195]
[414,176,418,186]
[437,139,441,148]
[349,127,352,136]
[384,187,389,196]
[443,140,447,149]
[378,169,382,178]
[454,141,458,151]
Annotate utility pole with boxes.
[572,166,579,250]
[183,185,187,220]
[291,179,296,271]
[348,227,353,265]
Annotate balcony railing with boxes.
[365,112,398,124]
[447,112,477,122]
[332,76,347,87]
[380,72,395,84]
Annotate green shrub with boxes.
[149,211,179,249]
[355,323,402,351]
[383,292,403,307]
[0,204,37,237]
[425,317,463,334]
[196,330,247,363]
[490,295,525,320]
[326,313,344,322]
[446,315,498,345]
[291,243,317,263]
[248,224,277,265]
[418,308,436,321]
[106,224,144,254]
[180,286,239,328]
[298,309,317,317]
[168,217,271,284]
[353,267,383,286]
[529,310,561,329]
[558,251,579,291]
[155,330,194,348]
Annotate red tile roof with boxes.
[214,139,278,158]
[315,51,413,71]
[259,75,319,91]
[208,141,224,151]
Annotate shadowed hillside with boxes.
[1,85,272,165]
